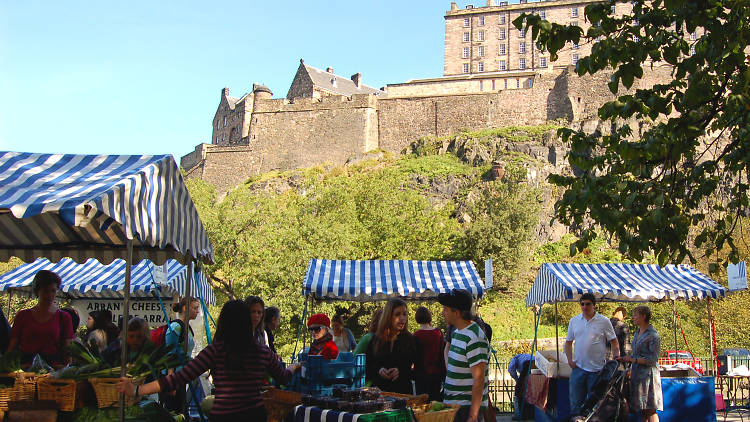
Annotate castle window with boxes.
[520,42,526,54]
[463,32,470,42]
[572,42,579,50]
[611,5,616,14]
[519,58,526,69]
[479,16,485,26]
[540,57,547,67]
[463,47,470,58]
[540,10,545,20]
[464,17,470,27]
[499,60,506,70]
[478,30,485,41]
[492,80,496,90]
[499,28,506,40]
[516,78,520,88]
[571,7,578,17]
[463,63,470,73]
[633,34,639,42]
[527,78,534,88]
[519,28,525,38]
[571,21,578,27]
[478,62,485,72]
[504,78,508,89]
[480,80,483,90]
[499,14,506,25]
[690,32,697,40]
[499,44,506,55]
[223,116,227,127]
[690,45,696,56]
[572,53,579,65]
[478,45,485,57]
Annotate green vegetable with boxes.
[0,350,23,373]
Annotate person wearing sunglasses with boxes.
[564,293,619,417]
[306,313,339,360]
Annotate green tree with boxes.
[516,0,750,265]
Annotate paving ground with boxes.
[494,411,746,421]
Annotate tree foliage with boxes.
[516,0,750,265]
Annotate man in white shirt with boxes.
[564,293,619,416]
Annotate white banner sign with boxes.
[728,261,747,291]
[72,299,174,327]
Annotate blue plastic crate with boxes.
[290,353,366,393]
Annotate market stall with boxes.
[267,259,486,422]
[0,152,214,422]
[0,257,216,325]
[525,263,726,422]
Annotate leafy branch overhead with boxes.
[515,0,750,266]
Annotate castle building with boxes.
[182,1,674,193]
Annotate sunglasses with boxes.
[308,326,324,333]
[580,302,594,307]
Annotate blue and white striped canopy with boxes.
[0,258,216,304]
[0,152,214,265]
[303,259,485,301]
[526,263,727,307]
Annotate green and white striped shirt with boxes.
[444,321,489,407]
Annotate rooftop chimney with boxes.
[326,67,334,73]
[221,86,229,97]
[487,0,494,6]
[351,73,362,88]
[451,2,458,10]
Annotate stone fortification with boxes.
[181,65,672,193]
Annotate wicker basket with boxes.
[380,391,429,408]
[0,375,15,412]
[262,388,302,422]
[37,378,81,412]
[90,377,143,408]
[412,403,461,422]
[13,372,43,401]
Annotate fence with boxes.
[488,355,750,413]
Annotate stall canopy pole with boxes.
[555,300,560,375]
[707,299,716,374]
[184,260,193,417]
[6,290,11,320]
[672,300,678,353]
[119,239,133,422]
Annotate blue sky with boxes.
[0,1,475,159]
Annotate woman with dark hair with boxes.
[365,298,416,394]
[245,296,268,346]
[85,309,119,353]
[8,270,74,367]
[353,308,382,355]
[618,306,662,422]
[117,300,301,422]
[264,306,281,354]
[413,306,445,401]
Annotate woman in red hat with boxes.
[307,313,338,360]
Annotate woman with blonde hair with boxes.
[365,298,416,394]
[618,305,662,422]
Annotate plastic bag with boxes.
[50,363,74,379]
[29,354,53,374]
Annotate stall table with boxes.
[291,405,411,422]
[529,375,716,422]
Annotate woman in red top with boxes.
[413,306,446,401]
[307,313,338,360]
[8,270,74,368]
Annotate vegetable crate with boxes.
[90,377,143,408]
[37,378,85,412]
[300,352,365,388]
[412,403,461,422]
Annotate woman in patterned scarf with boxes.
[306,313,338,360]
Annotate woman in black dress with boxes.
[365,298,416,394]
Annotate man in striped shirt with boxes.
[439,289,489,422]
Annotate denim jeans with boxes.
[569,366,600,416]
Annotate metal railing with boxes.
[488,358,515,413]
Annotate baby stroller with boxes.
[569,360,630,422]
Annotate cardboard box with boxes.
[535,350,572,378]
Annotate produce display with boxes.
[0,351,23,374]
[71,401,184,422]
[63,341,180,380]
[301,387,409,414]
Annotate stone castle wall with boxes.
[182,66,673,194]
